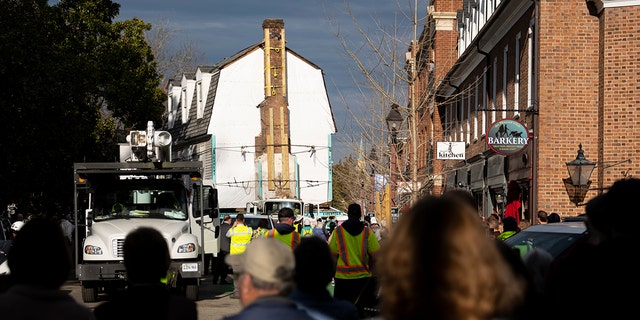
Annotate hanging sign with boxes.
[436,141,466,160]
[486,118,529,156]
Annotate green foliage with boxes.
[0,0,165,216]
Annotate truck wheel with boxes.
[185,283,199,300]
[82,283,98,303]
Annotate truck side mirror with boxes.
[207,188,219,219]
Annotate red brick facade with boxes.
[415,0,639,221]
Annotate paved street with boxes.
[64,275,243,320]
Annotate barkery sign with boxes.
[486,119,529,156]
[437,142,466,160]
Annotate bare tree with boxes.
[328,0,431,214]
[144,18,205,85]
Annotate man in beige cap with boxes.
[223,238,314,319]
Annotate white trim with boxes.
[196,81,203,119]
[502,46,508,119]
[514,32,521,116]
[527,19,535,110]
[482,68,488,136]
[467,87,472,143]
[602,0,640,8]
[474,75,479,141]
[492,57,497,124]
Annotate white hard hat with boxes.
[370,217,378,225]
[11,221,25,232]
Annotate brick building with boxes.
[409,0,639,222]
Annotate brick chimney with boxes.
[255,19,291,194]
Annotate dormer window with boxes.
[196,81,203,119]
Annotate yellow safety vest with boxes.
[229,224,252,255]
[301,227,313,237]
[329,226,380,279]
[266,229,300,250]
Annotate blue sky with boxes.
[115,0,427,161]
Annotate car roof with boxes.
[520,222,586,234]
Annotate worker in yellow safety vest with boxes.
[225,213,252,298]
[328,203,380,318]
[300,219,314,237]
[266,207,301,250]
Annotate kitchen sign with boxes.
[436,141,466,160]
[486,118,529,156]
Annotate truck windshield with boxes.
[264,201,302,215]
[92,181,187,221]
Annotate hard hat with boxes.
[370,217,378,225]
[11,221,25,232]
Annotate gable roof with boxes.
[167,42,333,149]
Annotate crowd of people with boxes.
[1,177,638,319]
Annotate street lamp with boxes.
[563,144,596,206]
[385,104,404,224]
[385,103,404,144]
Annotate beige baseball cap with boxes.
[225,237,295,283]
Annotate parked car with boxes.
[504,221,587,258]
[221,213,276,230]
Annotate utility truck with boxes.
[73,121,219,302]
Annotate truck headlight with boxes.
[177,243,196,253]
[84,245,103,255]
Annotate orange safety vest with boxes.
[228,224,252,255]
[266,229,300,250]
[329,226,380,279]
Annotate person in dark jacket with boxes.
[0,218,94,320]
[94,227,197,320]
[291,236,359,319]
[312,219,327,241]
[213,215,232,284]
[223,237,314,320]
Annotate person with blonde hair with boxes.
[376,195,527,320]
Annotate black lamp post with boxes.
[563,144,596,206]
[385,104,404,221]
[385,103,403,144]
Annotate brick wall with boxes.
[536,1,599,215]
[600,6,640,188]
